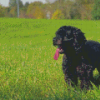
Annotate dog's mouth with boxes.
[58,45,64,53]
[53,45,64,60]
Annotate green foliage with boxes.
[31,1,43,6]
[24,2,29,8]
[26,3,36,18]
[91,0,100,20]
[26,2,45,18]
[19,0,23,8]
[34,6,45,19]
[70,3,81,19]
[75,0,94,4]
[9,0,23,17]
[9,6,17,17]
[0,5,5,17]
[9,0,16,7]
[51,9,65,19]
[0,0,95,19]
[9,0,23,8]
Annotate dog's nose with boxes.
[53,37,57,45]
[53,37,56,41]
[53,37,57,42]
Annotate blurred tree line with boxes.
[0,0,100,20]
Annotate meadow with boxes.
[0,18,100,99]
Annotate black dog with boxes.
[53,26,100,90]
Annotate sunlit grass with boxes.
[0,18,100,99]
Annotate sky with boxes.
[0,0,56,7]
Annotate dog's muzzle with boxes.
[53,37,62,46]
[53,37,57,46]
[53,37,64,54]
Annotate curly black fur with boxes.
[53,26,100,90]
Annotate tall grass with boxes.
[0,18,100,99]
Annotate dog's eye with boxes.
[56,35,61,39]
[67,34,73,39]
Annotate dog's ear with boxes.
[73,29,87,53]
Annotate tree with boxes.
[91,0,100,20]
[19,0,23,8]
[61,1,73,19]
[0,5,5,17]
[34,6,45,19]
[73,0,94,20]
[26,3,36,18]
[46,0,57,3]
[31,1,43,6]
[80,4,93,20]
[9,6,17,17]
[75,0,94,4]
[24,2,29,8]
[9,0,23,8]
[26,2,44,18]
[70,3,81,19]
[9,0,16,7]
[9,0,23,17]
[9,0,17,17]
[51,9,65,19]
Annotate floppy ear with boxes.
[73,29,87,53]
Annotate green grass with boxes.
[0,18,100,99]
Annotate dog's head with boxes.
[53,26,87,60]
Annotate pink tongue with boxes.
[54,48,60,60]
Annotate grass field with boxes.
[0,18,100,99]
